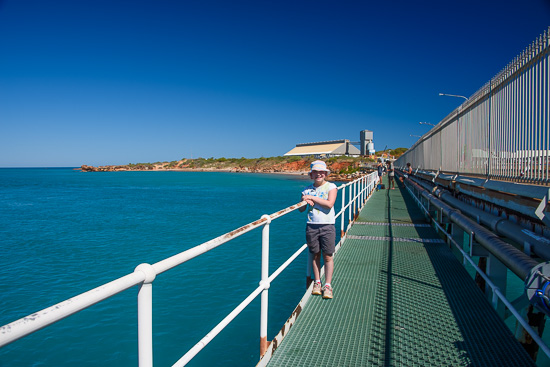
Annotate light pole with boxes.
[419,121,436,127]
[439,92,469,101]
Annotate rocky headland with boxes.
[80,157,375,181]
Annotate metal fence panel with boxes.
[396,27,549,184]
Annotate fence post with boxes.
[135,263,156,367]
[364,175,367,202]
[365,175,368,202]
[260,215,271,357]
[341,184,345,237]
[348,185,353,225]
[354,180,358,220]
[360,176,364,208]
[364,175,367,204]
[351,181,355,220]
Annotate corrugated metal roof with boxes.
[284,143,345,156]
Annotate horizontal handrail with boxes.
[173,242,310,367]
[0,173,377,367]
[152,202,306,275]
[0,202,307,348]
[0,271,145,347]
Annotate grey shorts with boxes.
[306,224,335,256]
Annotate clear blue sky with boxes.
[1,0,549,167]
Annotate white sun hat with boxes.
[309,160,330,174]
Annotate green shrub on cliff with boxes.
[95,152,405,172]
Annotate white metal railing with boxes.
[396,27,550,184]
[402,179,550,359]
[0,172,379,367]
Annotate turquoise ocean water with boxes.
[0,168,333,367]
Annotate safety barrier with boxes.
[0,172,379,367]
[396,27,550,184]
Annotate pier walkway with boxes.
[266,177,535,367]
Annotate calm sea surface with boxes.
[0,168,328,367]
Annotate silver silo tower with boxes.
[360,130,374,155]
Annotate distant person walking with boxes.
[386,160,395,189]
[377,159,385,186]
[299,160,337,299]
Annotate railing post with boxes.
[341,183,345,237]
[360,177,363,210]
[365,175,368,202]
[260,215,271,357]
[363,175,366,205]
[135,263,157,367]
[360,176,364,206]
[351,181,354,220]
[348,184,352,224]
[360,177,363,207]
[353,181,359,221]
[363,176,366,203]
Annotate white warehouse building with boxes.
[284,139,361,158]
[284,130,375,158]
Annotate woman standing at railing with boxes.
[386,160,395,190]
[299,160,338,299]
[377,158,385,187]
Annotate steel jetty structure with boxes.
[1,26,550,367]
[261,173,542,367]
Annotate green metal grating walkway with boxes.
[266,177,535,367]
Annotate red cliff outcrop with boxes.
[80,158,372,181]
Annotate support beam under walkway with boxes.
[265,177,535,367]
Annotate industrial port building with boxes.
[284,130,375,158]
